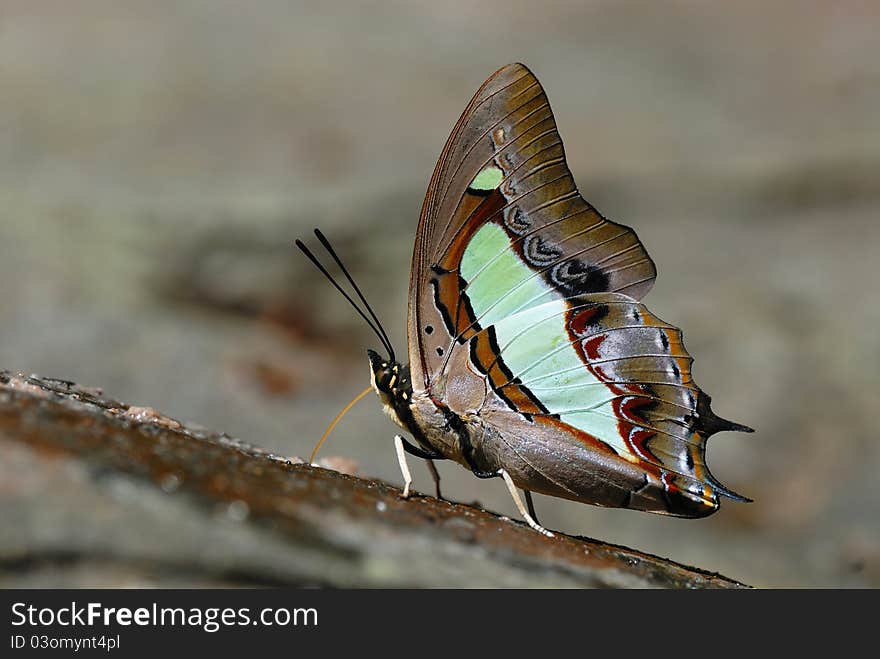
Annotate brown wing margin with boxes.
[407,63,657,390]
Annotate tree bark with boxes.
[0,371,748,588]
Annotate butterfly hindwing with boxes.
[474,293,750,514]
[407,63,748,517]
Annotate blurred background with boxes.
[1,1,878,587]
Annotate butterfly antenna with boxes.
[295,237,395,360]
[312,228,396,362]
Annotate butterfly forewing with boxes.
[406,63,748,517]
[409,63,656,386]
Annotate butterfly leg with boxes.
[524,490,540,526]
[498,469,554,538]
[426,459,443,500]
[394,435,446,499]
[393,435,414,499]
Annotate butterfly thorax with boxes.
[367,349,413,428]
[367,349,471,463]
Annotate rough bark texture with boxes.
[0,371,748,588]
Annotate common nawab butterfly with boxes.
[298,63,752,536]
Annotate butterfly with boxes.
[298,63,752,536]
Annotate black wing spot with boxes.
[425,325,434,335]
[430,277,455,337]
[548,260,611,296]
[504,206,532,235]
[659,331,669,351]
[522,235,562,267]
[436,347,444,357]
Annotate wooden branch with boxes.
[0,371,748,588]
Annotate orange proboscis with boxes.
[310,385,373,463]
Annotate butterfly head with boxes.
[367,349,412,412]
